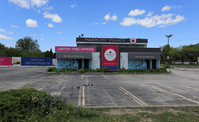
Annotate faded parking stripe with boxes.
[119,86,148,106]
[147,85,199,105]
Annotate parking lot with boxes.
[0,67,199,107]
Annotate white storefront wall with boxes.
[91,52,100,69]
[120,53,128,69]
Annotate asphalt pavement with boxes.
[0,67,199,107]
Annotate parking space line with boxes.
[31,74,43,79]
[147,85,199,105]
[78,87,82,107]
[119,86,148,106]
[57,73,64,79]
[81,74,84,79]
[38,88,43,91]
[82,86,85,107]
[186,86,199,91]
[104,90,118,106]
[60,86,66,91]
[0,86,3,89]
[102,74,108,79]
[86,78,88,85]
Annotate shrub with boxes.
[119,67,126,72]
[78,68,85,74]
[47,67,56,72]
[96,68,102,72]
[0,88,74,121]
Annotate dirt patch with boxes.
[103,108,184,115]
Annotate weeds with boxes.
[47,67,168,74]
[1,89,199,121]
[0,88,74,121]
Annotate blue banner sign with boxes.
[21,57,52,66]
[103,66,118,71]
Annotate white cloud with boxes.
[0,34,13,40]
[162,5,172,12]
[110,15,118,21]
[104,14,110,21]
[70,4,77,8]
[8,32,14,34]
[93,13,117,25]
[56,32,61,34]
[104,14,117,21]
[43,12,62,23]
[0,28,13,34]
[29,34,37,36]
[92,21,107,25]
[9,0,48,9]
[9,0,30,9]
[31,0,48,8]
[120,18,137,27]
[0,28,6,33]
[128,9,145,16]
[26,19,39,27]
[147,12,153,17]
[48,23,53,28]
[6,45,14,48]
[120,13,185,27]
[11,25,18,28]
[43,6,53,11]
[94,22,99,25]
[102,22,107,24]
[161,5,182,12]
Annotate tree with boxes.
[0,47,21,57]
[15,36,40,53]
[15,36,42,57]
[160,44,170,63]
[161,44,199,64]
[43,48,54,58]
[0,43,6,50]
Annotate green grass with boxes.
[47,67,169,74]
[1,88,199,121]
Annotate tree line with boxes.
[1,36,198,63]
[161,43,199,64]
[0,36,55,58]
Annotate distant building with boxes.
[55,37,161,71]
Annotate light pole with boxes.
[165,34,173,65]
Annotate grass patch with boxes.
[1,89,199,121]
[47,67,168,74]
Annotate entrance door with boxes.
[152,60,156,69]
[146,60,150,69]
[78,59,82,69]
[84,59,89,69]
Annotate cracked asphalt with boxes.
[0,67,199,107]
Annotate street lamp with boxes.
[165,34,173,65]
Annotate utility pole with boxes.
[165,34,173,66]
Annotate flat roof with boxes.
[76,37,148,45]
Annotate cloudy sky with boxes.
[0,0,199,51]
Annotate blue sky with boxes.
[0,0,199,52]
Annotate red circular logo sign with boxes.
[130,38,136,44]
